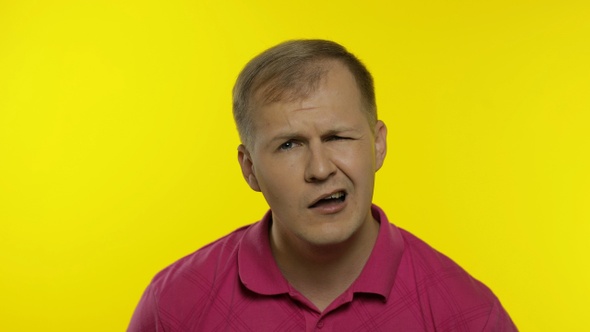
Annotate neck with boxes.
[270,215,379,311]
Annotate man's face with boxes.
[238,61,387,249]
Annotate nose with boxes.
[304,143,337,183]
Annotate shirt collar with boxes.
[350,205,405,301]
[238,210,290,295]
[238,205,405,299]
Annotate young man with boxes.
[129,40,517,331]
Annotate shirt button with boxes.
[317,320,324,329]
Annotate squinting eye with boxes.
[329,136,347,141]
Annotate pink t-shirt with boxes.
[129,205,517,331]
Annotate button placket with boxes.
[316,320,324,329]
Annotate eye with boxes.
[278,140,297,151]
[327,135,348,141]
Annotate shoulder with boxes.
[128,224,254,331]
[395,226,517,331]
[397,226,495,300]
[398,228,483,279]
[149,224,252,295]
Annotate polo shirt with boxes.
[128,205,517,331]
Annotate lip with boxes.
[308,189,348,214]
[308,189,347,207]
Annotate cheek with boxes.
[333,144,374,173]
[256,160,300,198]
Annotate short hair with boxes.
[232,39,377,149]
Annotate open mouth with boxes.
[309,191,347,208]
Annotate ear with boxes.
[237,144,261,192]
[374,120,388,171]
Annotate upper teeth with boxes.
[326,192,344,199]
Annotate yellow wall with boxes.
[1,1,588,330]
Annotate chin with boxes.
[301,224,359,248]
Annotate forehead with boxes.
[250,62,366,139]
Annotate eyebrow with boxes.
[268,126,358,144]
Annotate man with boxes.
[129,40,517,331]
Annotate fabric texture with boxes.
[128,205,517,331]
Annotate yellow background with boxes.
[1,0,588,330]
